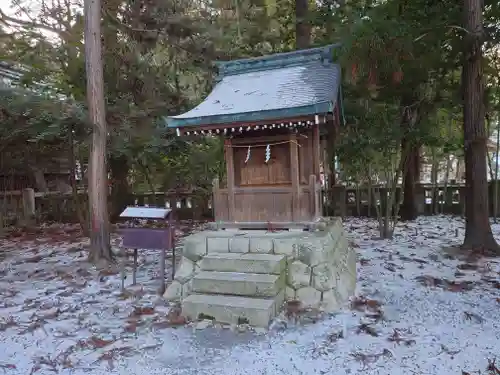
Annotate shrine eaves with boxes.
[163,44,342,136]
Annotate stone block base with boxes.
[164,217,356,325]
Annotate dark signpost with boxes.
[118,206,175,294]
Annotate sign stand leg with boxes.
[120,248,126,293]
[160,246,166,295]
[171,230,176,280]
[132,249,138,285]
[171,249,176,282]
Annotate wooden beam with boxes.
[224,138,236,221]
[176,115,326,134]
[206,219,324,231]
[290,133,300,221]
[218,186,294,194]
[231,134,296,145]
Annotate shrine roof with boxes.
[165,45,341,129]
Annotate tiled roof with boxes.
[165,45,341,128]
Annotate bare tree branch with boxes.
[0,8,69,38]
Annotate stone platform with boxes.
[163,217,356,327]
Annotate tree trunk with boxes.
[399,94,420,221]
[494,120,500,222]
[462,0,499,253]
[486,115,495,180]
[68,125,89,236]
[430,148,439,214]
[109,155,132,222]
[84,0,112,263]
[442,153,452,214]
[295,0,310,49]
[400,140,420,221]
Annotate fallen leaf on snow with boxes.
[129,306,155,317]
[464,311,484,323]
[415,275,475,292]
[387,329,415,346]
[357,323,379,337]
[0,363,16,370]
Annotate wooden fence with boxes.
[0,190,213,224]
[2,182,500,224]
[323,184,466,217]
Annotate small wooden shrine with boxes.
[165,45,342,225]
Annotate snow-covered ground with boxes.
[0,216,499,375]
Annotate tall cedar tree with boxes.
[84,0,112,262]
[462,0,500,253]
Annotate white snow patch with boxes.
[0,216,498,375]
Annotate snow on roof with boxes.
[165,45,341,128]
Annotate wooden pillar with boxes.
[309,174,319,220]
[320,137,329,185]
[22,188,35,225]
[312,125,321,179]
[212,178,219,221]
[312,124,323,218]
[290,133,300,221]
[224,139,236,221]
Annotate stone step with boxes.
[182,294,276,327]
[200,253,286,275]
[191,271,283,297]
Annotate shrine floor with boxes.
[0,216,498,375]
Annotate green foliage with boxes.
[159,138,225,194]
[336,98,402,183]
[0,84,89,176]
[1,0,500,195]
[0,86,87,141]
[316,0,500,182]
[1,0,218,190]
